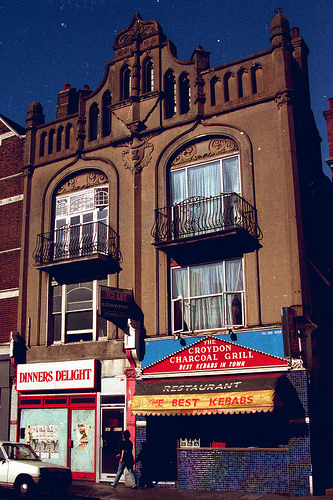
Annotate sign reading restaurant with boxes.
[17,359,97,391]
[143,337,288,375]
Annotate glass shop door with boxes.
[99,407,124,482]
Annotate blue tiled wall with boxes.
[135,370,312,495]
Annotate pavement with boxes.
[67,480,332,500]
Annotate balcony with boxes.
[33,221,122,283]
[152,193,261,264]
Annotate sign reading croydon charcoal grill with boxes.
[143,337,288,375]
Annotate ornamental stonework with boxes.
[171,137,238,168]
[122,136,154,173]
[56,171,108,195]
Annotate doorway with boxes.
[99,404,124,482]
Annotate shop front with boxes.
[17,359,99,480]
[16,359,129,482]
[131,334,312,495]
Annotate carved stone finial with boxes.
[270,8,291,47]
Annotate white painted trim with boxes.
[0,194,23,206]
[0,172,24,182]
[0,131,15,145]
[0,248,21,255]
[0,288,19,299]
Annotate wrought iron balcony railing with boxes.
[33,221,121,266]
[152,193,261,244]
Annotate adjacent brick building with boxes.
[1,9,333,495]
[0,115,25,439]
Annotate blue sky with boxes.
[0,0,332,177]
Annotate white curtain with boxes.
[188,161,221,198]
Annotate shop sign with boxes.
[131,389,275,415]
[143,336,288,374]
[17,359,96,391]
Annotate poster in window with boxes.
[26,424,59,459]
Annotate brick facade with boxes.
[0,118,24,344]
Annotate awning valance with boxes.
[131,373,285,416]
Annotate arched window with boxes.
[164,70,176,119]
[121,65,131,100]
[179,72,191,115]
[51,177,109,343]
[39,132,47,157]
[89,103,99,141]
[237,68,251,98]
[48,129,55,154]
[102,91,112,137]
[210,76,223,106]
[224,72,238,102]
[142,58,154,93]
[251,63,263,94]
[65,123,72,149]
[56,126,63,152]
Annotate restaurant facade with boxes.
[131,331,312,495]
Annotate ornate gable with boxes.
[113,12,166,57]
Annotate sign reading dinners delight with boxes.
[17,359,97,391]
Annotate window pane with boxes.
[226,293,243,325]
[70,192,94,213]
[222,156,240,193]
[170,169,186,204]
[83,212,93,223]
[95,188,109,207]
[191,296,224,330]
[53,314,62,342]
[172,267,188,298]
[66,310,93,331]
[173,298,185,332]
[56,218,67,229]
[56,199,68,217]
[97,207,108,220]
[225,259,243,291]
[51,285,62,313]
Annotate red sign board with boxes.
[143,337,288,374]
[17,359,97,391]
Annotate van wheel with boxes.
[15,476,35,498]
